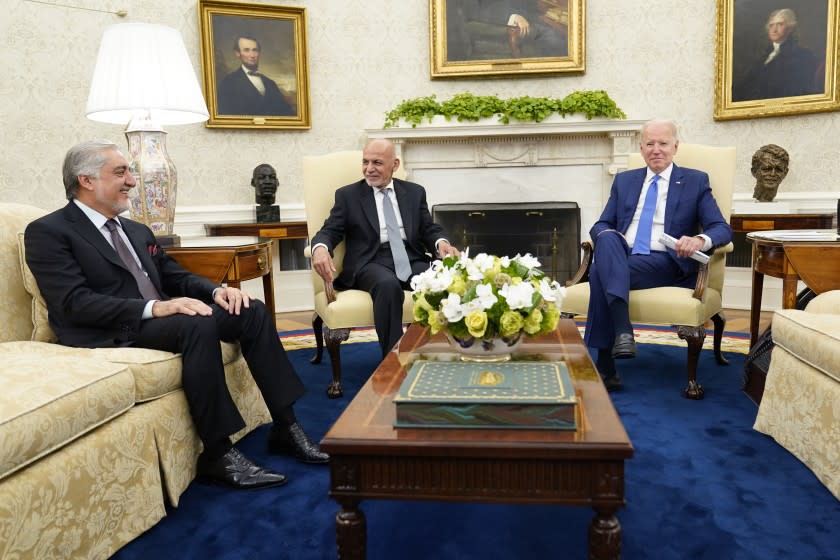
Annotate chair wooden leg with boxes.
[711,311,729,366]
[325,327,350,399]
[310,313,324,365]
[676,325,705,400]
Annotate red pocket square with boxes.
[147,243,159,256]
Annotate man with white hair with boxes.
[733,8,821,101]
[583,120,732,391]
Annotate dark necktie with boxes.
[632,175,660,255]
[105,219,161,300]
[380,189,412,281]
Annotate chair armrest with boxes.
[305,244,338,303]
[565,241,593,287]
[691,242,733,301]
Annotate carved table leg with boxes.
[710,311,729,365]
[310,314,324,364]
[589,507,621,560]
[336,499,366,560]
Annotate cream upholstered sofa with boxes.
[0,203,271,559]
[754,290,840,500]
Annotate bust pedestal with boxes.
[256,205,280,223]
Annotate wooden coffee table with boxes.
[320,319,634,559]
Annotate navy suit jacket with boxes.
[24,202,217,348]
[311,178,444,289]
[591,163,732,280]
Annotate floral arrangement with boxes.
[410,251,566,344]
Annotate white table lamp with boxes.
[86,23,209,245]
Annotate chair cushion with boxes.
[562,283,722,327]
[772,309,840,384]
[17,232,58,343]
[314,289,414,329]
[0,349,134,480]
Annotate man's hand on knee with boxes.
[214,287,254,315]
[152,298,213,318]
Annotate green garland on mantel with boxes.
[383,90,627,128]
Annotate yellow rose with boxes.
[541,304,560,332]
[499,310,525,338]
[464,310,488,338]
[447,274,467,295]
[428,310,447,335]
[523,308,543,334]
[412,294,431,322]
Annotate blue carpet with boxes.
[113,342,840,560]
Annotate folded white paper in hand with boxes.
[659,233,711,264]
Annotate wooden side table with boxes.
[728,213,834,268]
[746,230,840,347]
[166,239,275,314]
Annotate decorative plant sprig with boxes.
[383,90,626,128]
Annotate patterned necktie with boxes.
[632,175,660,255]
[380,189,412,281]
[105,219,161,300]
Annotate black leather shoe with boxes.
[611,332,636,359]
[268,423,330,464]
[196,447,287,490]
[602,372,624,392]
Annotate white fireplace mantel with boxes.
[367,118,647,249]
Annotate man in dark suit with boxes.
[24,140,327,491]
[733,8,821,102]
[585,119,732,390]
[217,36,294,116]
[311,139,460,357]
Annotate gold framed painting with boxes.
[714,0,840,121]
[198,0,310,129]
[429,0,585,78]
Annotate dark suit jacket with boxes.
[733,37,821,101]
[591,164,732,280]
[311,178,444,289]
[217,67,294,116]
[24,202,217,348]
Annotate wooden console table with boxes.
[166,239,275,314]
[730,213,833,233]
[746,230,840,346]
[204,221,308,241]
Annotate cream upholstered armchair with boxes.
[302,150,413,398]
[561,144,736,399]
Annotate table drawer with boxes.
[228,244,272,281]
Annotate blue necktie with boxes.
[632,175,660,255]
[380,189,412,281]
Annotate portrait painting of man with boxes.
[430,0,583,77]
[731,1,828,102]
[212,15,297,117]
[445,0,569,61]
[198,1,310,129]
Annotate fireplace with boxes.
[432,202,580,284]
[368,117,646,256]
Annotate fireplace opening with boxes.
[432,202,581,284]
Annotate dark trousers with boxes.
[584,231,684,350]
[133,299,305,446]
[353,244,430,357]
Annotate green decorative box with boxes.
[393,360,577,430]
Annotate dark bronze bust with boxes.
[251,163,280,222]
[751,144,789,202]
